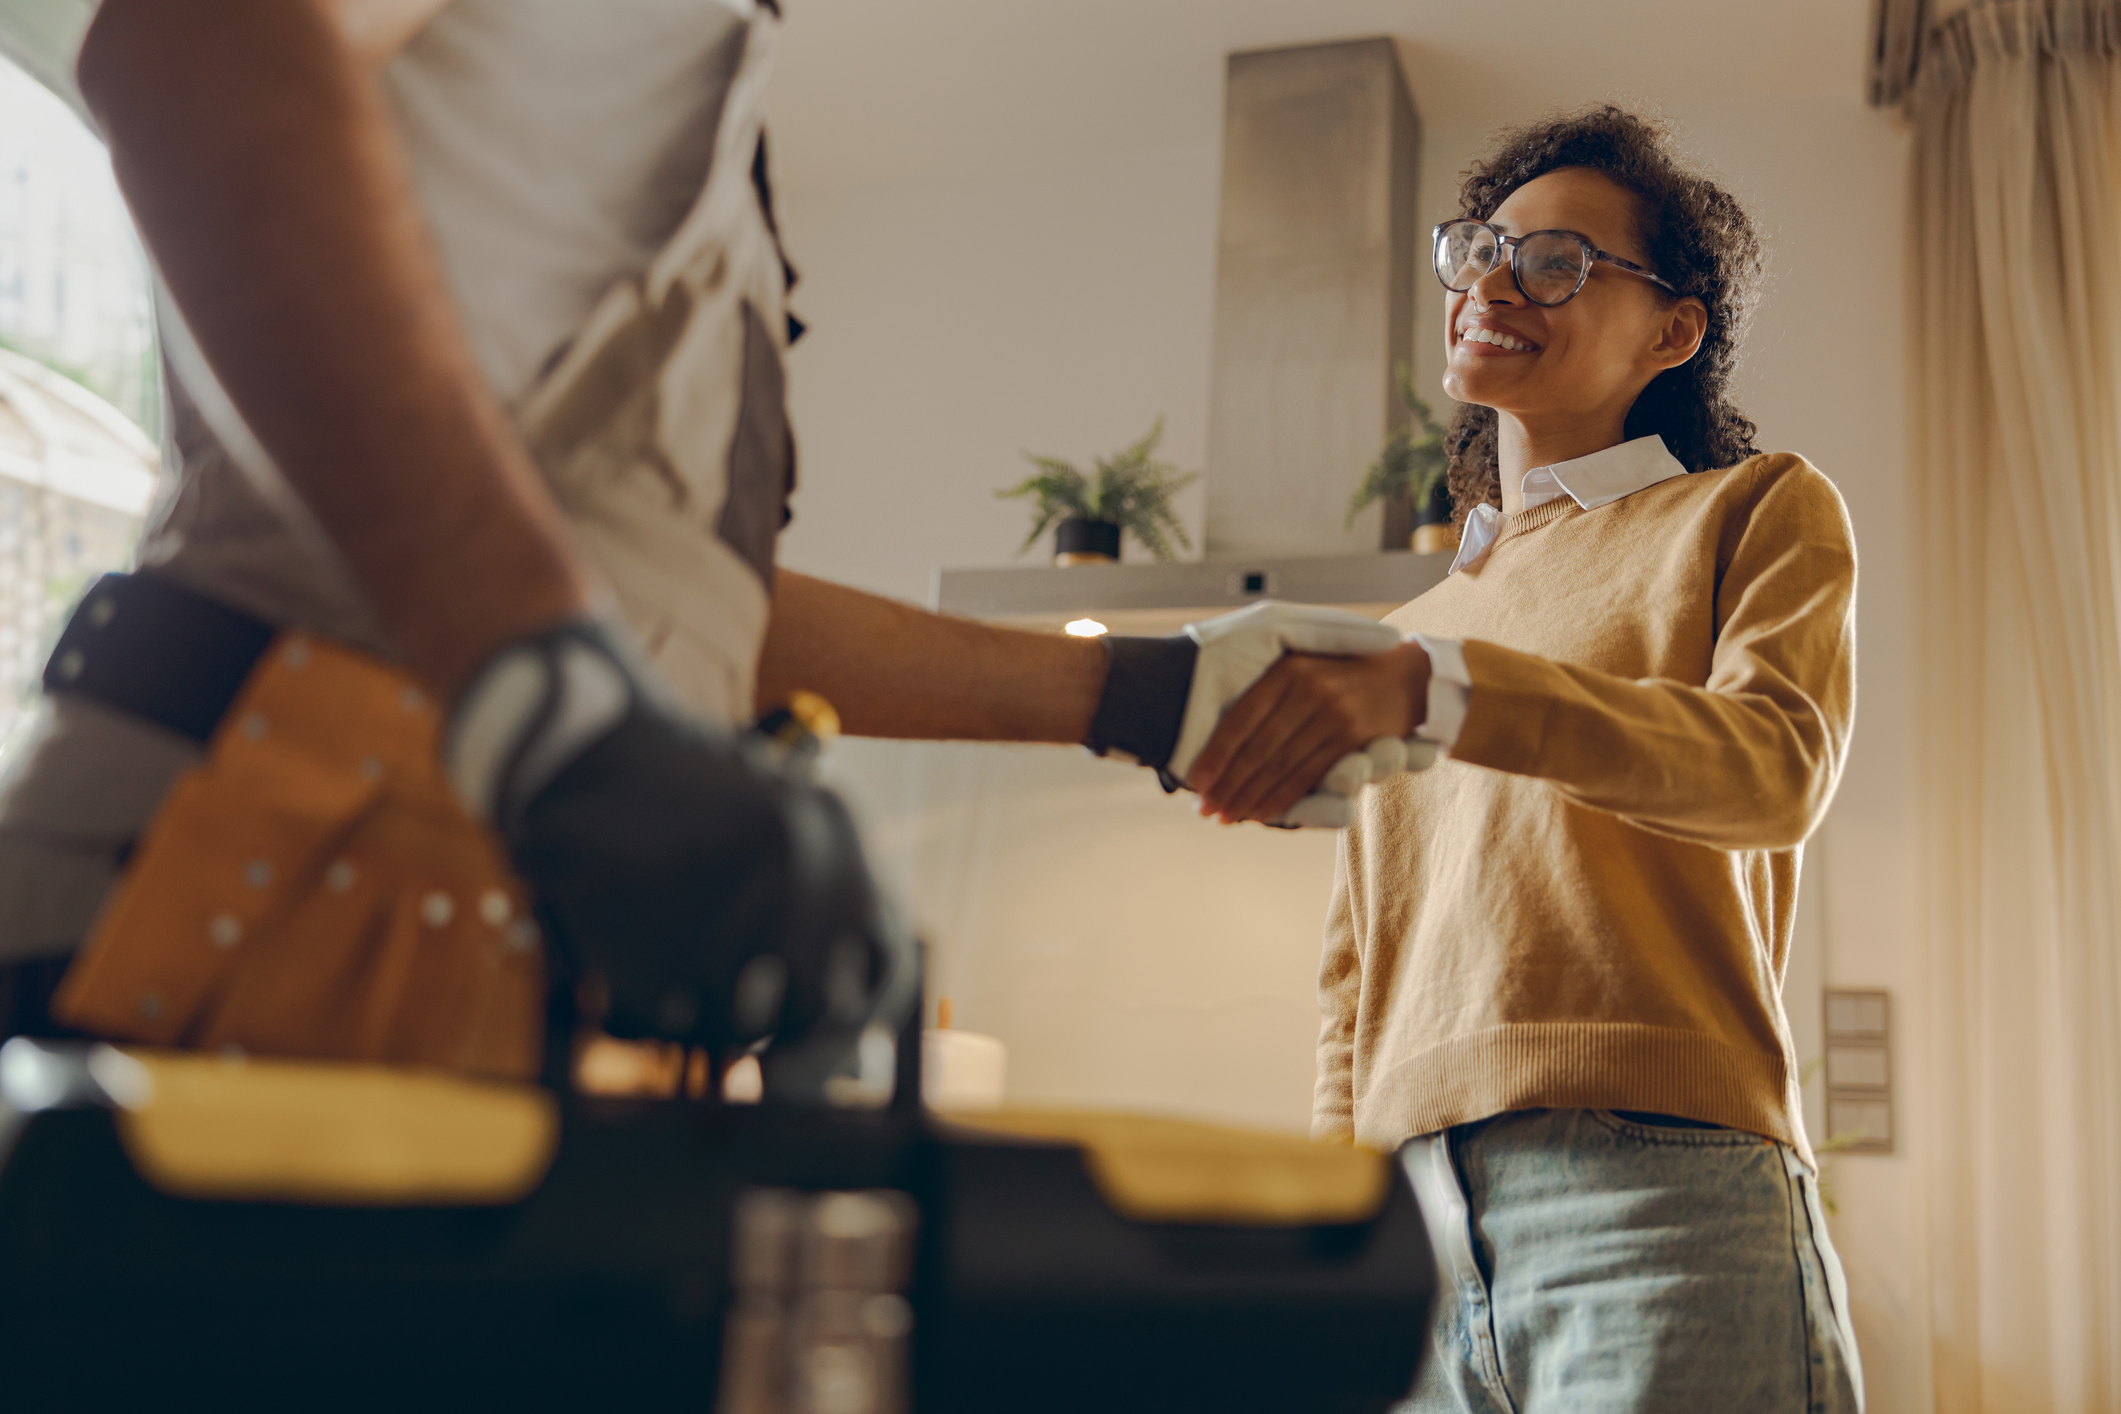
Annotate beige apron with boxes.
[518,3,795,728]
[51,6,797,1075]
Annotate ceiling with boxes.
[771,0,1876,194]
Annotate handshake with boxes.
[1086,601,1439,829]
[442,603,1431,1095]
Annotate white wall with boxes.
[774,140,1218,601]
[774,24,1928,1412]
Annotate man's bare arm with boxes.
[757,572,1109,743]
[329,0,451,67]
[79,0,590,697]
[78,0,1354,810]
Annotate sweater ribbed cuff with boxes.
[1443,638,1556,776]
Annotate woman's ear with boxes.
[1651,298,1709,370]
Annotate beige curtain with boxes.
[1908,2,2121,1410]
[1872,0,1936,105]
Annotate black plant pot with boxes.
[1379,489,1415,552]
[1054,517,1121,566]
[1412,479,1455,555]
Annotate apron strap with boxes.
[751,132,803,343]
[644,6,785,307]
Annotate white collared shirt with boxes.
[1446,435,1688,575]
[1414,436,1688,748]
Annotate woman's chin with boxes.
[1443,364,1530,408]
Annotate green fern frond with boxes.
[1347,364,1454,527]
[1004,418,1197,562]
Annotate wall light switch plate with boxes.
[1825,1042,1890,1089]
[1825,990,1889,1038]
[1826,1094,1893,1152]
[1823,988,1892,1154]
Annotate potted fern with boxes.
[999,418,1198,566]
[1348,364,1454,554]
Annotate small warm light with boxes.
[1064,618,1108,638]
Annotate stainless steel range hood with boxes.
[932,37,1446,635]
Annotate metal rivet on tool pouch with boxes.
[87,597,116,628]
[241,713,268,740]
[284,638,310,668]
[360,757,384,782]
[53,649,84,682]
[478,889,512,927]
[210,914,243,949]
[244,860,272,889]
[421,892,455,928]
[325,860,357,892]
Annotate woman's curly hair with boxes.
[1445,106,1765,526]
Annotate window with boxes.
[0,55,158,743]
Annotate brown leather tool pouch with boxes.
[53,632,544,1079]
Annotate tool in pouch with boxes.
[48,605,876,1085]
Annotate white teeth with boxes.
[1463,327,1534,352]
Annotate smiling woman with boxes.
[1187,105,1864,1413]
[1442,107,1766,525]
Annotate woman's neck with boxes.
[1495,410,1632,515]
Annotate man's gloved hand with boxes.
[446,622,915,1103]
[1082,601,1431,828]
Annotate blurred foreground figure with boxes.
[0,6,1437,1410]
[0,0,1399,1083]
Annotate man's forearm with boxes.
[757,572,1108,743]
[80,0,590,697]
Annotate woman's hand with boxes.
[1189,640,1433,824]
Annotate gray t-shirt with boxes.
[0,0,753,962]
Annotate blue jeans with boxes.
[1398,1109,1862,1413]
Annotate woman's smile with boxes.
[1453,315,1543,357]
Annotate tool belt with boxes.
[42,572,545,1079]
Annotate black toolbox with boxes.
[0,1040,1431,1412]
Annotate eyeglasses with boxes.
[1433,219,1680,307]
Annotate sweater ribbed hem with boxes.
[1351,1021,1814,1169]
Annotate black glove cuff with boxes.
[447,618,650,835]
[1083,634,1198,771]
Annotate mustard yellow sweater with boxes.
[1313,453,1856,1165]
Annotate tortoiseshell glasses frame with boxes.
[1433,219,1681,308]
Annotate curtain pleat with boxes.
[1909,3,2121,1410]
[1873,0,1937,106]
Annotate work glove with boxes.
[1082,601,1438,829]
[446,621,916,1104]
